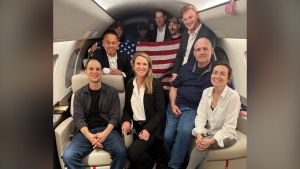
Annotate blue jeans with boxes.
[61,127,127,169]
[164,104,197,169]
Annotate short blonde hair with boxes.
[181,4,198,16]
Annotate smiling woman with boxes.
[121,52,166,169]
[53,0,247,168]
[187,62,240,169]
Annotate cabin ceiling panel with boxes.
[200,0,247,39]
[93,0,231,21]
[53,0,246,41]
[53,0,114,42]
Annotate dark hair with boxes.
[138,22,147,30]
[111,21,124,30]
[102,29,118,39]
[155,9,166,17]
[212,62,233,83]
[85,58,102,70]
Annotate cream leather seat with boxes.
[188,116,247,169]
[55,74,133,169]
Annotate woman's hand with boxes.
[197,138,215,150]
[121,121,132,134]
[139,129,150,141]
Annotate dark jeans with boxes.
[61,127,127,169]
[164,104,197,169]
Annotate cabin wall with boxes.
[217,38,247,98]
[200,0,246,39]
[54,0,114,42]
[53,40,92,105]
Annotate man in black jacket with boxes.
[91,29,134,83]
[150,9,171,42]
[171,4,216,83]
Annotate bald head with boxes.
[194,37,212,49]
[193,37,214,67]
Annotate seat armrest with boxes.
[54,117,75,169]
[237,116,247,135]
[123,132,133,148]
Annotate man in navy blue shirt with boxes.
[164,37,235,169]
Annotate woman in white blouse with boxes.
[186,62,240,169]
[121,52,165,169]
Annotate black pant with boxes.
[164,93,169,110]
[128,122,160,169]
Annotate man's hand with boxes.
[92,141,103,149]
[90,44,98,53]
[88,44,98,57]
[171,104,181,117]
[113,69,122,75]
[170,74,177,84]
[92,132,109,149]
[85,132,101,149]
[109,69,122,75]
[95,132,108,144]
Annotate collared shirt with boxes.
[131,78,146,121]
[182,23,202,65]
[73,82,120,131]
[192,85,240,147]
[173,60,214,108]
[103,53,126,77]
[156,24,166,42]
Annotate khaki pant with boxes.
[186,135,236,169]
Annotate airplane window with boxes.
[214,46,230,63]
[65,48,80,88]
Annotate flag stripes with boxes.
[136,40,181,92]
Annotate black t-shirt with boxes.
[164,35,181,41]
[195,62,210,76]
[86,88,108,129]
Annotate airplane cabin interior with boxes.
[53,0,247,168]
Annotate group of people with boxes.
[86,8,182,50]
[62,3,245,169]
[132,9,182,43]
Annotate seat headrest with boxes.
[71,74,89,93]
[71,74,125,92]
[101,75,125,92]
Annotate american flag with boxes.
[96,41,137,61]
[135,39,181,93]
[95,40,181,93]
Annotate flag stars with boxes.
[94,41,136,61]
